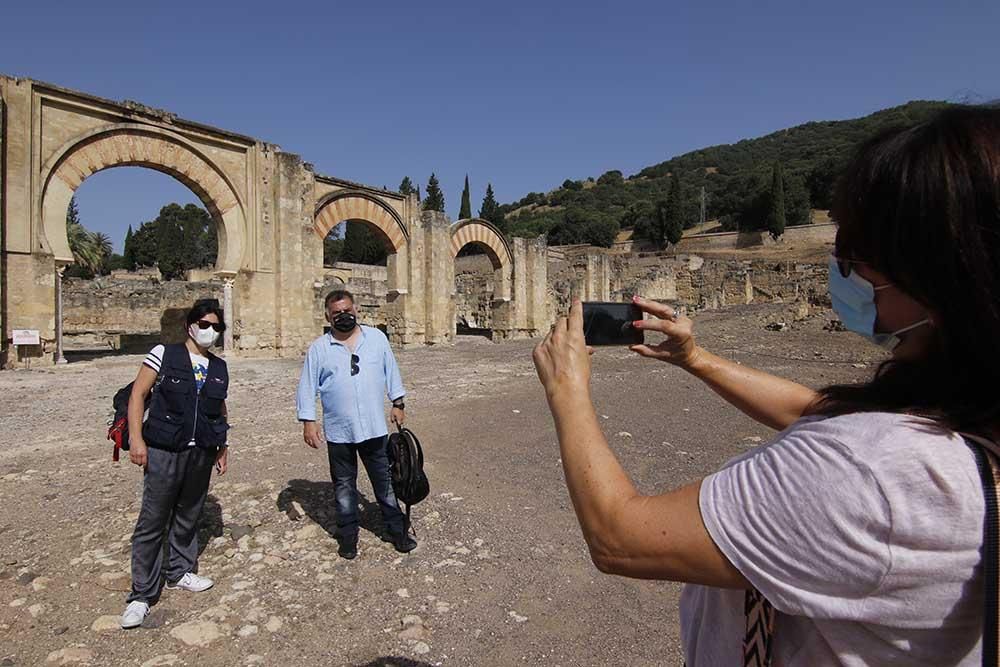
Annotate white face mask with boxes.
[189,325,220,348]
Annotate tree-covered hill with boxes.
[500,100,955,246]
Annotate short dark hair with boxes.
[812,106,1000,432]
[186,300,226,329]
[325,289,354,309]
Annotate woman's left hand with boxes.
[533,300,593,402]
[215,447,228,475]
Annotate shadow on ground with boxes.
[197,493,224,558]
[276,479,385,540]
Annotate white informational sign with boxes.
[12,329,40,346]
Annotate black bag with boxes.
[388,425,430,533]
[107,382,142,461]
[106,356,165,461]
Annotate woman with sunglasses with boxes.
[120,301,231,630]
[534,106,1000,665]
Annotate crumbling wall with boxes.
[313,268,390,336]
[62,277,223,352]
[454,254,495,330]
[547,253,829,322]
[61,250,831,353]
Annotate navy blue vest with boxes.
[142,343,230,451]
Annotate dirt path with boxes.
[0,304,883,666]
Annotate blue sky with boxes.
[3,0,998,251]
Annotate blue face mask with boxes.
[827,254,930,351]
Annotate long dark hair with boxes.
[810,106,1000,433]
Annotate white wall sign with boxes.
[12,329,40,346]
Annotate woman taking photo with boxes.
[533,107,1000,665]
[120,301,231,629]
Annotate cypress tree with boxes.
[341,222,388,265]
[66,196,81,226]
[123,225,137,271]
[651,200,669,248]
[479,183,505,232]
[767,161,787,238]
[423,173,445,213]
[399,176,416,196]
[665,172,684,244]
[480,183,498,222]
[155,204,186,280]
[459,175,472,219]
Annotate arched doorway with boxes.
[39,125,246,273]
[451,219,513,337]
[314,192,410,336]
[38,125,248,360]
[59,168,219,359]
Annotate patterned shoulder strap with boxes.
[966,437,1000,667]
[743,588,775,666]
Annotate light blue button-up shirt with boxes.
[296,325,406,444]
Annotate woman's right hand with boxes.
[129,439,148,468]
[629,296,701,370]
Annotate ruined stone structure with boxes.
[0,76,548,366]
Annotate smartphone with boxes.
[582,302,644,346]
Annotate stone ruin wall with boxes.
[313,263,391,336]
[62,277,224,353]
[454,255,497,331]
[62,252,832,349]
[547,252,830,324]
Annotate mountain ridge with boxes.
[499,100,957,243]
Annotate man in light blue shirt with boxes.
[296,289,415,559]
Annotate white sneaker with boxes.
[165,572,214,593]
[120,601,149,629]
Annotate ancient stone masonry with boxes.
[547,249,831,321]
[0,75,548,366]
[62,276,223,353]
[454,255,496,332]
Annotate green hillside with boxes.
[500,100,955,245]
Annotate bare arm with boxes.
[127,365,158,468]
[630,296,819,431]
[534,301,748,587]
[685,348,820,431]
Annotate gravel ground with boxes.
[0,303,886,666]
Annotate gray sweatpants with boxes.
[127,446,216,603]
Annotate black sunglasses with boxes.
[195,319,226,333]
[350,353,360,376]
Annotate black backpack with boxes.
[106,350,170,461]
[107,382,145,461]
[388,425,430,533]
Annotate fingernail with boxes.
[632,320,642,327]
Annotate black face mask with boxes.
[332,311,357,333]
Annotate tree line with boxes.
[65,197,217,280]
[494,100,955,248]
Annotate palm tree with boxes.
[92,232,113,273]
[65,197,103,275]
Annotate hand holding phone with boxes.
[582,302,644,346]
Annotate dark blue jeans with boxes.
[327,436,405,542]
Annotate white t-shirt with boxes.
[681,412,986,666]
[144,344,209,447]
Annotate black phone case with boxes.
[582,302,644,346]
